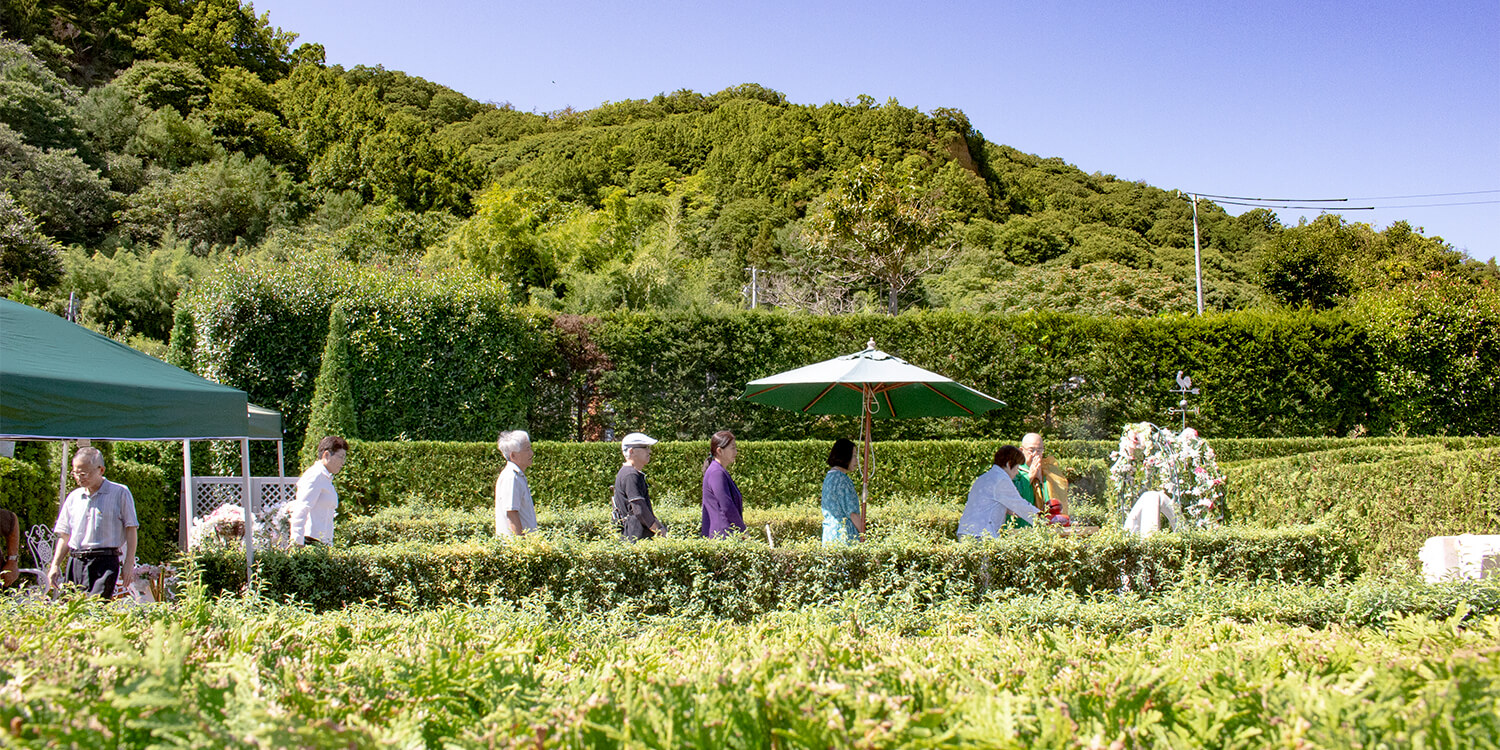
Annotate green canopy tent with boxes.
[0,299,278,581]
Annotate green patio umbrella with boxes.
[743,339,1005,517]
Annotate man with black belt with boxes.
[47,447,138,598]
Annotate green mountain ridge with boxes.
[2,0,1495,344]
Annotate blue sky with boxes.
[252,0,1499,261]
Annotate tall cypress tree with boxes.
[165,306,196,370]
[301,303,358,464]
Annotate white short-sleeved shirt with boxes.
[957,465,1038,538]
[494,461,537,536]
[55,478,138,550]
[288,462,339,544]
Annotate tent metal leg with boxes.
[58,442,70,509]
[239,438,253,590]
[181,440,192,551]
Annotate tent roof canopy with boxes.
[247,403,283,441]
[0,299,271,441]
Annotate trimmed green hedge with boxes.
[107,460,172,564]
[333,435,1500,516]
[181,263,558,454]
[182,263,1500,447]
[193,524,1358,613]
[1228,447,1500,570]
[0,457,52,534]
[1209,435,1500,464]
[334,500,1117,547]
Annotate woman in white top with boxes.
[288,436,348,546]
[957,445,1039,538]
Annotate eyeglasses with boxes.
[70,467,98,477]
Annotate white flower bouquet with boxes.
[1109,422,1226,527]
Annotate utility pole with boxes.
[1189,193,1204,316]
[743,267,759,309]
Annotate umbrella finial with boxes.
[866,338,876,350]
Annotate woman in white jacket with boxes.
[288,436,348,546]
[957,445,1038,538]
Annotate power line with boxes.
[1192,193,1348,203]
[1351,189,1500,200]
[1207,198,1375,210]
[1188,189,1500,210]
[1370,199,1500,209]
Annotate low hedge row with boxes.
[336,438,1112,514]
[335,500,1116,546]
[1209,435,1500,463]
[330,436,1500,516]
[961,576,1500,632]
[193,524,1358,613]
[1229,447,1500,570]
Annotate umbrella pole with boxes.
[861,386,873,523]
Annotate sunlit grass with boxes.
[3,577,1499,748]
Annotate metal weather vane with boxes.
[1167,371,1200,431]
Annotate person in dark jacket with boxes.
[613,432,667,541]
[700,430,746,538]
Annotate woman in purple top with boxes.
[700,430,746,538]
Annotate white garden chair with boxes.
[15,524,55,594]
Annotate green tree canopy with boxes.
[807,159,955,314]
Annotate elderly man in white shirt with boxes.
[958,445,1039,539]
[288,436,348,546]
[495,430,538,537]
[48,447,139,597]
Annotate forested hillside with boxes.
[3,0,1496,352]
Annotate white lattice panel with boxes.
[192,477,298,518]
[256,478,298,517]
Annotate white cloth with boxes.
[1124,491,1181,537]
[55,478,138,549]
[958,465,1038,538]
[494,461,537,536]
[288,462,338,544]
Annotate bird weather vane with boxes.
[1167,371,1200,431]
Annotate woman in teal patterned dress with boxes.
[821,438,864,545]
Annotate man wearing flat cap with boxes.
[613,432,668,541]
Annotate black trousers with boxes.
[67,551,120,598]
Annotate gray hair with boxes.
[73,446,104,468]
[496,430,531,460]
